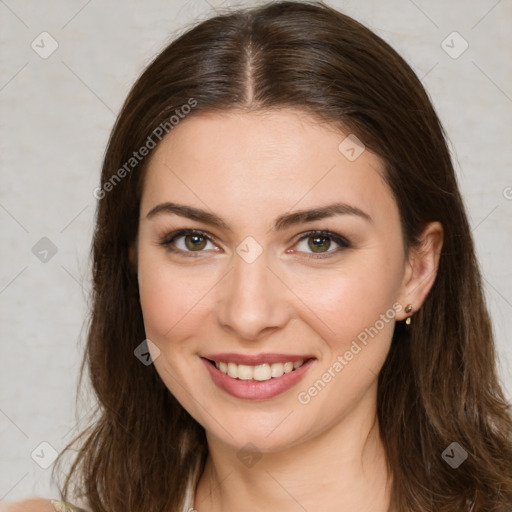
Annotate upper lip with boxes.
[201,353,315,365]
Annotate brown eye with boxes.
[184,234,207,251]
[160,230,217,255]
[308,235,332,253]
[294,230,351,258]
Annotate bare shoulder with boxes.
[0,498,56,512]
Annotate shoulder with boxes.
[0,498,55,512]
[0,498,83,512]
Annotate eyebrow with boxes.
[145,201,373,231]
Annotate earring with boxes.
[405,304,413,325]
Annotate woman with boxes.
[4,1,511,511]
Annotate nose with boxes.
[216,250,291,341]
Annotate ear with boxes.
[395,221,444,321]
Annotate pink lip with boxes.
[201,352,313,365]
[201,357,316,400]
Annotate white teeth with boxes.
[227,362,238,379]
[283,362,294,373]
[270,363,284,378]
[253,364,271,381]
[237,364,253,380]
[213,359,305,381]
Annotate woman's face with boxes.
[135,109,421,453]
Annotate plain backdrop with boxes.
[1,0,511,503]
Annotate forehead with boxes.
[140,109,397,225]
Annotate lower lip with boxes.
[201,358,315,400]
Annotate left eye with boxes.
[292,231,350,258]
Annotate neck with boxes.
[193,386,392,512]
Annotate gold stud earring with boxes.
[405,304,413,325]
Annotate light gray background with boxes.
[1,0,511,504]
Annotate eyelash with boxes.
[158,229,351,259]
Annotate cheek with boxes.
[287,254,401,341]
[137,250,209,340]
[136,251,207,400]
[293,265,399,411]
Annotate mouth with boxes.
[200,354,316,400]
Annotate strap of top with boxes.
[50,499,85,512]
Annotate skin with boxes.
[132,109,443,512]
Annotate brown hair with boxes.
[53,1,512,510]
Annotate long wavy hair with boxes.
[53,2,512,511]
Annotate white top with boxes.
[181,457,202,512]
[182,477,195,511]
[50,462,200,512]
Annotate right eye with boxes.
[159,229,219,256]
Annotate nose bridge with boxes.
[216,247,288,340]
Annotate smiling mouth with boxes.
[205,358,311,382]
